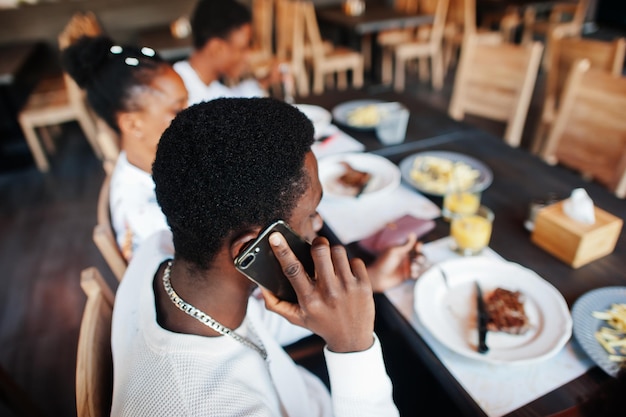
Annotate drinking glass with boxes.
[442,185,481,221]
[375,108,409,145]
[450,206,494,256]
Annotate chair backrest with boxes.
[76,267,115,417]
[448,35,543,147]
[95,118,121,175]
[543,27,626,121]
[551,0,590,27]
[93,174,128,281]
[276,0,295,61]
[251,0,274,57]
[395,0,419,14]
[58,12,104,149]
[541,59,626,198]
[301,1,327,61]
[427,0,450,48]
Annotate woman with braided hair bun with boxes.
[62,35,188,260]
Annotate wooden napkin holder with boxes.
[531,201,622,268]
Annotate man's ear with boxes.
[230,228,262,261]
[117,112,143,141]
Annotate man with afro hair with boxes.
[110,97,421,416]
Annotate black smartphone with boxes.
[234,220,315,304]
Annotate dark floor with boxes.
[0,53,547,417]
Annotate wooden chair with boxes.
[375,0,420,71]
[522,0,590,69]
[540,59,626,199]
[522,0,590,45]
[18,11,103,172]
[448,36,543,147]
[381,0,449,91]
[442,0,519,74]
[93,174,127,281]
[95,118,121,175]
[531,28,626,154]
[301,1,364,95]
[76,267,115,417]
[243,0,277,83]
[274,0,310,97]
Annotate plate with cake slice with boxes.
[414,257,572,364]
[317,153,401,200]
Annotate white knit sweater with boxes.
[111,231,399,417]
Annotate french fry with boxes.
[593,303,626,363]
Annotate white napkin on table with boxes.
[318,184,441,244]
[311,124,365,159]
[562,188,595,224]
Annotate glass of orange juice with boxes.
[450,206,494,256]
[442,186,481,221]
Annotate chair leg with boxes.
[76,110,103,159]
[38,126,56,153]
[18,116,49,172]
[431,52,444,91]
[393,55,406,92]
[381,47,393,85]
[530,121,548,155]
[324,72,334,90]
[352,62,364,89]
[418,57,429,82]
[294,64,309,97]
[313,68,324,95]
[337,71,347,90]
[361,34,372,71]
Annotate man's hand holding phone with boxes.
[261,232,375,354]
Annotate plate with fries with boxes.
[572,286,626,377]
[332,100,401,130]
[399,151,493,196]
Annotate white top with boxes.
[111,231,399,417]
[173,60,267,106]
[109,152,168,261]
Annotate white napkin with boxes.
[318,184,441,243]
[311,124,365,159]
[562,188,595,224]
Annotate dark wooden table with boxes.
[0,41,42,171]
[316,3,434,35]
[316,3,434,75]
[301,89,626,417]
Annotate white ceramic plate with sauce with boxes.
[414,257,572,365]
[572,286,626,377]
[317,152,401,200]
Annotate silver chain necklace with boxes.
[162,260,268,361]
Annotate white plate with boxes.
[317,153,401,200]
[414,257,572,365]
[293,104,332,139]
[331,99,385,130]
[572,286,626,377]
[399,150,493,196]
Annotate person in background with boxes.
[62,35,188,260]
[111,97,401,416]
[173,0,282,105]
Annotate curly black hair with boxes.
[153,97,315,270]
[61,35,169,133]
[190,0,252,49]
